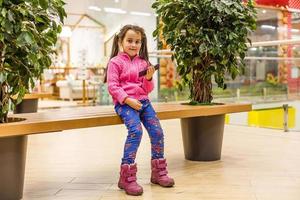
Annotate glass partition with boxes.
[156,8,300,104]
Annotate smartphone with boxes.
[138,64,160,77]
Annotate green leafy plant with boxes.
[0,0,66,122]
[152,0,257,104]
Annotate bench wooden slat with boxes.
[12,93,53,100]
[0,103,251,137]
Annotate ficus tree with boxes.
[0,0,66,123]
[152,0,257,104]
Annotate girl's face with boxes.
[120,29,142,58]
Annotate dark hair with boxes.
[104,24,149,83]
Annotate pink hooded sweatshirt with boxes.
[107,52,154,105]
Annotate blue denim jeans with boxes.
[115,99,164,164]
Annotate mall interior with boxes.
[1,0,300,200]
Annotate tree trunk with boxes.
[191,71,213,103]
[0,83,9,123]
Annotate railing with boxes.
[148,40,300,131]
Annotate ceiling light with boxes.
[115,0,119,2]
[262,10,267,14]
[88,6,101,12]
[104,7,126,14]
[130,11,151,17]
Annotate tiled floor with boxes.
[21,118,300,200]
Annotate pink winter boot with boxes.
[151,158,175,187]
[118,163,143,196]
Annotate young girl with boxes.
[105,24,174,196]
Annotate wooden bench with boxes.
[0,102,251,200]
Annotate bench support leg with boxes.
[0,136,27,200]
[181,114,225,161]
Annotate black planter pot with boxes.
[0,98,37,199]
[14,98,38,114]
[180,114,225,161]
[0,136,27,200]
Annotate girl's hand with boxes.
[145,66,155,80]
[124,97,142,110]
